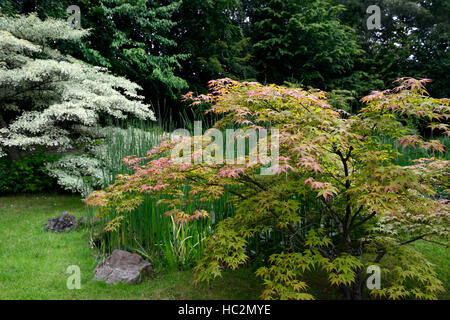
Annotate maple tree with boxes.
[86,77,449,299]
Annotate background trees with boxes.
[171,0,256,93]
[333,0,450,98]
[1,0,188,124]
[245,0,362,88]
[2,0,448,119]
[61,0,188,124]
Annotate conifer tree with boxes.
[248,0,362,89]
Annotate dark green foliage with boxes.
[333,0,450,98]
[1,0,188,124]
[3,0,449,119]
[0,153,59,194]
[60,0,188,119]
[247,0,363,89]
[171,0,256,93]
[0,0,67,18]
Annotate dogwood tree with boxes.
[86,78,449,299]
[0,14,155,160]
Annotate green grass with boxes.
[0,194,262,300]
[0,194,448,300]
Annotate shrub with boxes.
[0,152,59,194]
[86,78,449,299]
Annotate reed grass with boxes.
[87,121,235,270]
[380,136,450,166]
[89,118,449,271]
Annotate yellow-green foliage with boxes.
[86,78,449,299]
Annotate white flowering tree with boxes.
[0,14,155,161]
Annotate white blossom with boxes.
[0,14,155,157]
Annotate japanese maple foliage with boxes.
[86,78,449,300]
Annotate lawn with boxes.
[0,194,262,300]
[0,194,448,300]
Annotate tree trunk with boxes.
[352,269,363,300]
[0,113,22,162]
[340,269,364,300]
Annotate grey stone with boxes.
[93,249,152,285]
[44,212,77,232]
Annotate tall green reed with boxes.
[379,136,450,166]
[87,120,235,270]
[89,115,449,271]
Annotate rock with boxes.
[44,212,77,232]
[93,249,152,285]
